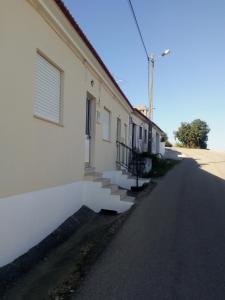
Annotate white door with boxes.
[85,98,91,164]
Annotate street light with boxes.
[148,49,171,120]
[161,49,171,57]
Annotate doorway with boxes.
[85,94,95,167]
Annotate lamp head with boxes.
[161,49,171,57]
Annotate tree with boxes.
[174,119,210,149]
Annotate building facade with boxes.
[0,0,164,267]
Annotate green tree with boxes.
[174,119,210,149]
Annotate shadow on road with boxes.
[72,151,225,300]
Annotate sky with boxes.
[63,0,225,150]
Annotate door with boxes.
[85,98,91,164]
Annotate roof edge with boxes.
[54,0,133,110]
[53,1,165,135]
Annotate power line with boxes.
[127,0,149,60]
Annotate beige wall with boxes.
[94,85,130,171]
[0,0,132,198]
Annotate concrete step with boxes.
[121,170,130,176]
[127,175,150,181]
[122,195,135,203]
[94,177,111,187]
[84,172,103,180]
[103,183,119,193]
[84,167,98,176]
[111,189,127,200]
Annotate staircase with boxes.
[82,166,135,213]
[102,169,150,190]
[113,141,151,189]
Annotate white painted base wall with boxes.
[160,142,166,156]
[0,180,133,268]
[0,182,82,268]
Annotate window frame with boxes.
[116,117,121,142]
[139,126,143,140]
[34,50,64,126]
[102,107,111,142]
[124,123,128,145]
[144,129,148,143]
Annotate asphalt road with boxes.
[75,149,225,300]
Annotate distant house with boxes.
[135,104,150,119]
[131,109,150,153]
[151,121,166,156]
[134,105,166,156]
[0,0,165,267]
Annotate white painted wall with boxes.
[160,142,166,156]
[151,127,157,154]
[0,179,133,268]
[0,182,82,267]
[151,127,163,155]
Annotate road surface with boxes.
[74,149,225,300]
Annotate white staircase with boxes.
[102,170,150,190]
[82,167,135,213]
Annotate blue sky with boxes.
[64,0,225,150]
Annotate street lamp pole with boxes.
[149,55,155,120]
[148,49,171,121]
[147,49,171,153]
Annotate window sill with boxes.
[34,115,64,127]
[102,138,111,143]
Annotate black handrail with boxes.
[116,141,145,188]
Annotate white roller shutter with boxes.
[34,53,61,123]
[102,108,110,141]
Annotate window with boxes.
[85,98,91,136]
[124,123,127,145]
[102,108,110,141]
[132,123,137,148]
[116,118,121,142]
[34,52,62,124]
[139,126,143,139]
[144,129,147,143]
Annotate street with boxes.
[75,149,225,300]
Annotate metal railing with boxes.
[116,141,145,188]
